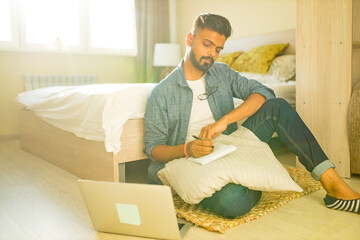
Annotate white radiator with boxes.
[23,74,98,91]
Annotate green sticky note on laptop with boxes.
[115,203,141,226]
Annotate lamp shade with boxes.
[153,43,181,67]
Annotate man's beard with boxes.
[189,50,214,72]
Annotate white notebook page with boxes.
[188,143,237,165]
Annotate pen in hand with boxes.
[192,135,214,148]
[192,135,202,140]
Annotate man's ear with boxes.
[185,32,193,47]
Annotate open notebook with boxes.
[188,143,236,165]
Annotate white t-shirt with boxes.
[185,76,215,142]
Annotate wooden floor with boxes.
[0,139,359,240]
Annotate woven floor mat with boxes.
[173,166,323,233]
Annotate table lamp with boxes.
[153,43,181,80]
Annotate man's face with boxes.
[188,28,226,72]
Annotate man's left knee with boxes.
[267,98,289,106]
[265,98,293,112]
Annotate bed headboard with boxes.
[222,29,295,55]
[23,74,98,91]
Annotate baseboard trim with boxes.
[0,134,19,141]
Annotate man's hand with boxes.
[199,118,228,140]
[187,139,214,158]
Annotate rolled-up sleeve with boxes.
[143,88,169,162]
[227,66,276,101]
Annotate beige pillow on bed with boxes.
[157,126,303,204]
[267,55,296,81]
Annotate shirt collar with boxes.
[175,59,215,87]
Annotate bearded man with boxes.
[143,13,360,218]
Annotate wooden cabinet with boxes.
[296,0,360,177]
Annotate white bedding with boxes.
[16,84,156,154]
[16,81,295,154]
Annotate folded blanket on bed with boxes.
[16,83,156,154]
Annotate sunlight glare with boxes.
[20,0,79,46]
[89,0,135,50]
[0,0,12,41]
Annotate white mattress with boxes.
[265,81,296,107]
[16,81,295,154]
[233,81,296,107]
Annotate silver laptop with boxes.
[78,180,192,240]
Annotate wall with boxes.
[176,0,296,55]
[0,51,136,138]
[0,0,295,138]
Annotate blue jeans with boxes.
[200,98,335,218]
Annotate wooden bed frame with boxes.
[19,29,296,182]
[19,110,146,182]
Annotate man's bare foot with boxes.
[320,168,360,200]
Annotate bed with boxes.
[17,83,153,182]
[17,29,296,182]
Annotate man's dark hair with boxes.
[191,13,232,39]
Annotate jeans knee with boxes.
[267,98,290,107]
[215,189,262,219]
[200,184,262,219]
[265,98,293,114]
[218,203,253,219]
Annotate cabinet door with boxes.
[296,0,352,177]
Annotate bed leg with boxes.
[113,154,126,182]
[118,163,126,182]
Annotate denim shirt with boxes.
[144,60,275,184]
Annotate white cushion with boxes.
[157,126,303,204]
[268,55,296,81]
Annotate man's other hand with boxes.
[199,119,228,140]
